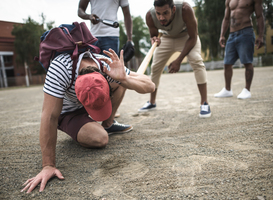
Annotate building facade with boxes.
[0,20,26,87]
[0,20,46,88]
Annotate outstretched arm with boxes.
[21,94,64,193]
[99,49,155,94]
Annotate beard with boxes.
[160,12,174,27]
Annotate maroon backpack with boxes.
[36,22,101,88]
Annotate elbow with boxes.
[77,9,81,17]
[188,34,197,45]
[78,8,84,18]
[139,82,155,94]
[192,35,197,43]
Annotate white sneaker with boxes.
[214,88,233,98]
[237,88,251,99]
[199,102,211,118]
[138,101,156,112]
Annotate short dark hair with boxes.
[79,65,100,75]
[154,0,174,8]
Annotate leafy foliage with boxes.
[11,15,54,74]
[195,0,273,58]
[119,16,150,58]
[194,0,226,60]
[12,17,45,74]
[263,0,273,28]
[252,0,273,35]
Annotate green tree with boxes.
[40,13,55,31]
[12,17,45,74]
[263,0,273,27]
[131,16,150,58]
[195,0,273,58]
[251,0,273,55]
[194,0,226,60]
[262,0,273,54]
[119,16,150,59]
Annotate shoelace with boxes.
[113,121,127,127]
[201,105,209,112]
[143,102,151,107]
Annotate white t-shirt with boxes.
[90,0,129,37]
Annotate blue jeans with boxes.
[224,26,255,65]
[95,36,119,57]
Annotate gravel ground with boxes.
[0,66,272,200]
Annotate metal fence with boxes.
[176,55,273,73]
[0,74,46,88]
[1,55,272,88]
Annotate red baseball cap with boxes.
[75,72,112,121]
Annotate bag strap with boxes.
[60,23,101,89]
[58,25,81,89]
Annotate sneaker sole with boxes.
[237,96,251,99]
[199,113,211,118]
[108,126,133,135]
[138,107,156,112]
[214,95,233,98]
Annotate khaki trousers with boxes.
[151,35,207,88]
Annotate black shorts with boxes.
[58,107,95,142]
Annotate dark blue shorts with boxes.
[95,36,119,56]
[224,27,255,65]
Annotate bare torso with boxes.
[229,0,255,32]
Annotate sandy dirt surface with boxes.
[0,67,272,200]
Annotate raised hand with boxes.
[99,49,127,81]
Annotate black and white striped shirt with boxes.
[43,51,130,114]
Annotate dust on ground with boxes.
[1,67,272,200]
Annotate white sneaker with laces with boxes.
[104,120,133,135]
[199,102,211,118]
[138,101,156,112]
[237,88,251,99]
[214,87,233,98]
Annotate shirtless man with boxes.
[214,0,264,99]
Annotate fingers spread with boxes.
[103,49,120,61]
[102,49,116,60]
[103,50,112,58]
[23,178,34,186]
[27,178,42,193]
[99,57,111,65]
[56,169,65,180]
[21,178,37,193]
[39,178,48,192]
[21,181,31,192]
[109,49,119,60]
